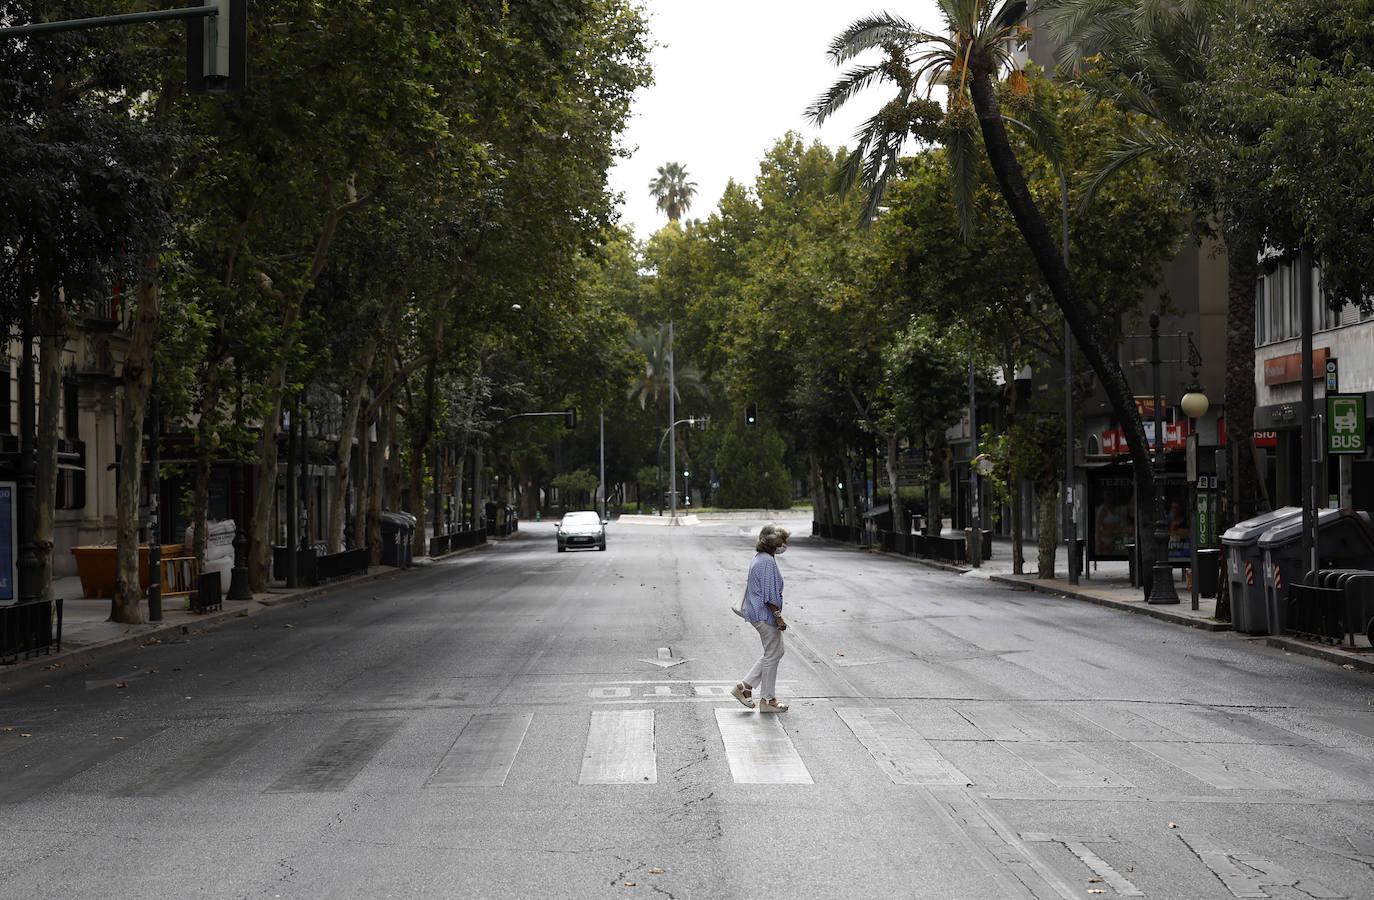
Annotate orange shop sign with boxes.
[1263,348,1329,386]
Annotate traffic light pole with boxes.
[0,5,216,38]
[668,322,678,523]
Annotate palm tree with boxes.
[1040,0,1266,532]
[809,2,1159,582]
[625,325,705,409]
[648,162,698,222]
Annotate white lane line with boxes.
[1002,742,1134,789]
[836,707,970,786]
[1133,741,1290,791]
[579,710,657,785]
[1021,834,1145,897]
[428,712,533,788]
[714,709,813,785]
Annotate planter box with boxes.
[70,544,186,599]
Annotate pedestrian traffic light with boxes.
[564,408,577,429]
[745,403,758,426]
[187,0,247,94]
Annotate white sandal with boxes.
[758,698,789,713]
[731,683,756,709]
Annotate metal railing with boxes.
[315,547,368,582]
[812,521,972,564]
[429,528,486,558]
[0,599,62,664]
[1286,569,1374,647]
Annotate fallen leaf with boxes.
[648,868,664,875]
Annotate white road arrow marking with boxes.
[638,646,689,668]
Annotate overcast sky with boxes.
[608,1,942,241]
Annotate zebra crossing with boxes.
[7,699,1374,801]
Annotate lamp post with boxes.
[1147,312,1180,604]
[1180,337,1209,612]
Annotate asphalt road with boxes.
[3,519,1374,899]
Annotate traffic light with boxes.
[564,408,577,429]
[745,402,758,426]
[187,0,247,94]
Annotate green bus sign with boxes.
[1327,394,1366,455]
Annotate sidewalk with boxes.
[2,543,490,682]
[868,533,1229,631]
[861,533,1374,670]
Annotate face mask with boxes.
[775,545,787,555]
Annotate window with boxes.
[63,380,79,439]
[1254,279,1267,346]
[56,441,86,510]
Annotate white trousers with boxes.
[742,620,785,699]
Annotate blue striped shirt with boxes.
[743,552,784,625]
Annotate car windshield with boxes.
[564,512,599,524]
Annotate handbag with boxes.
[730,583,748,618]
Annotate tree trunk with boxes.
[190,348,226,569]
[1012,479,1025,575]
[248,311,296,591]
[385,391,402,512]
[924,439,943,537]
[409,443,426,556]
[885,433,905,533]
[1036,481,1059,578]
[366,364,390,565]
[1223,227,1264,525]
[969,68,1158,581]
[35,290,67,602]
[328,339,377,552]
[112,276,160,623]
[353,400,370,551]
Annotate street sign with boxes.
[1326,358,1339,393]
[1196,489,1216,548]
[1327,395,1366,455]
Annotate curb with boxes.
[865,547,970,575]
[1265,636,1374,673]
[1,541,494,684]
[987,574,1232,632]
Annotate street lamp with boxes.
[1147,313,1180,605]
[656,416,703,516]
[1180,338,1208,611]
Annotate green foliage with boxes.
[635,465,662,496]
[0,1,175,325]
[552,468,600,506]
[648,162,698,223]
[713,419,792,510]
[1194,0,1374,308]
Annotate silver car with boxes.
[556,511,606,552]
